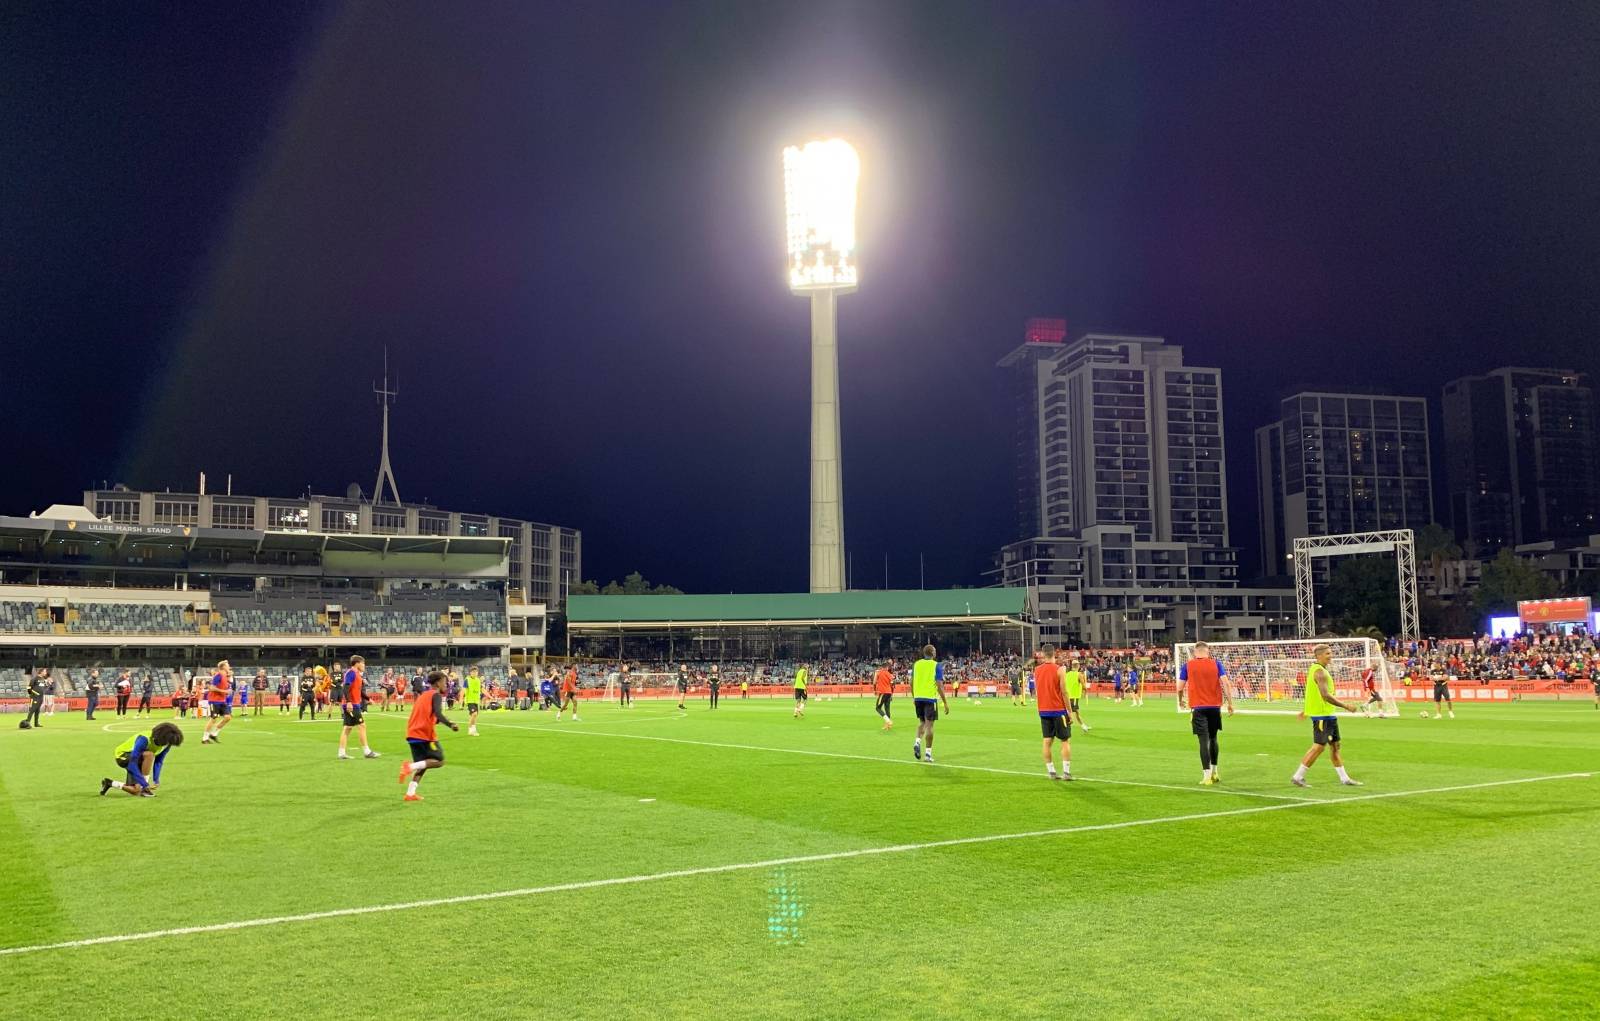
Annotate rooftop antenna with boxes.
[374,347,402,505]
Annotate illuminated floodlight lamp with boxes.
[784,139,859,292]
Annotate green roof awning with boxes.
[568,589,1028,626]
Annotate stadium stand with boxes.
[68,603,191,634]
[0,600,52,633]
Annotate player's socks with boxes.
[1200,771,1211,784]
[406,780,420,796]
[1046,764,1057,779]
[1447,711,1454,719]
[1062,762,1071,780]
[1335,766,1352,782]
[1291,765,1309,787]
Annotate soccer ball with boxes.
[1418,710,1429,719]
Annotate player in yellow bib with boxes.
[793,665,809,718]
[910,644,951,763]
[1291,644,1363,787]
[1063,659,1091,732]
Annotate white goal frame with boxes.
[1173,637,1400,717]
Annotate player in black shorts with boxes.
[1432,677,1455,719]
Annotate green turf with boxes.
[1,696,1596,1020]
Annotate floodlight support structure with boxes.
[809,289,846,593]
[1293,529,1419,640]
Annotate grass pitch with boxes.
[1,695,1596,1020]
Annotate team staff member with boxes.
[911,645,950,763]
[115,670,133,716]
[1034,648,1073,781]
[708,665,721,710]
[100,721,185,797]
[677,664,690,712]
[398,671,459,802]
[1291,644,1363,788]
[873,661,895,730]
[793,664,809,718]
[136,673,155,717]
[20,669,44,729]
[85,670,103,720]
[1177,641,1233,785]
[298,671,317,719]
[338,655,380,760]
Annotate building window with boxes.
[267,503,309,531]
[154,499,199,525]
[417,514,450,536]
[459,515,489,537]
[211,502,255,530]
[95,497,140,524]
[321,507,358,533]
[372,510,406,534]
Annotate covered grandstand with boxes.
[0,508,545,699]
[566,588,1033,661]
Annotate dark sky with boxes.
[6,1,1599,591]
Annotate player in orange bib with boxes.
[398,671,459,802]
[1034,647,1073,781]
[872,662,895,730]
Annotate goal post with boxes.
[1172,637,1399,717]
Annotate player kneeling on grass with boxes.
[1292,644,1363,788]
[101,722,184,798]
[399,671,459,802]
[1033,647,1073,781]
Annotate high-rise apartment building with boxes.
[1442,368,1599,552]
[1256,391,1434,569]
[995,327,1292,646]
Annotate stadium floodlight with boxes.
[784,139,859,292]
[783,138,859,593]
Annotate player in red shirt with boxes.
[1177,642,1234,785]
[556,667,581,722]
[1360,666,1385,718]
[338,655,379,760]
[872,662,895,731]
[1034,647,1073,781]
[398,671,459,802]
[201,660,234,745]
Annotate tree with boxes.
[1321,556,1401,636]
[1414,522,1463,577]
[1473,549,1555,617]
[569,579,600,596]
[596,571,683,597]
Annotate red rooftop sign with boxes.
[1024,317,1067,345]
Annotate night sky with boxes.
[7,2,1599,592]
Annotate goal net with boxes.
[1171,638,1399,717]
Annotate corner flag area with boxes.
[2,699,1596,1019]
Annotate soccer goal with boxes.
[1171,638,1399,717]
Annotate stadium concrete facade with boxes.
[82,486,579,610]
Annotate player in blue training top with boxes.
[100,721,185,797]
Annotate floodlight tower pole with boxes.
[809,288,845,593]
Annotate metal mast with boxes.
[374,348,401,505]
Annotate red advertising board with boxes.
[1517,597,1592,624]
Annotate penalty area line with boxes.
[0,771,1588,959]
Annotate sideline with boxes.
[0,771,1588,958]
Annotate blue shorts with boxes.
[208,701,231,716]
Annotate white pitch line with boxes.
[479,720,1318,803]
[0,771,1587,959]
